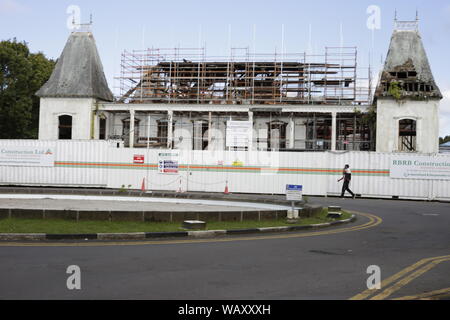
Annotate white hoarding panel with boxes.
[1,140,450,200]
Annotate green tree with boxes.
[0,39,54,138]
[440,135,450,145]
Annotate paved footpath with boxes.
[0,196,449,300]
[0,197,260,212]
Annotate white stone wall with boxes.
[38,98,96,140]
[376,98,440,153]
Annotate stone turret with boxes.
[37,31,113,140]
[375,18,441,153]
[375,20,442,100]
[37,31,113,101]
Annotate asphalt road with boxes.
[0,197,449,300]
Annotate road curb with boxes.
[0,215,356,241]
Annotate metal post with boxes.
[331,112,337,151]
[289,113,295,149]
[167,110,173,149]
[280,24,285,103]
[248,111,253,151]
[208,112,212,150]
[147,114,151,149]
[129,109,135,148]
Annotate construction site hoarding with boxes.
[1,140,449,200]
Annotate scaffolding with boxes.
[115,47,371,105]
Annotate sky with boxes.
[1,0,450,137]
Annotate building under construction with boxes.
[98,46,372,151]
[36,17,442,154]
[117,47,368,105]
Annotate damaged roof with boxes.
[376,25,442,99]
[36,32,114,101]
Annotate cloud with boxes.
[0,0,28,14]
[439,89,450,137]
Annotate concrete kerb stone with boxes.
[188,230,227,238]
[0,215,356,241]
[98,232,145,240]
[0,233,46,241]
[258,226,290,233]
[46,233,98,240]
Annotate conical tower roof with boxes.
[36,31,114,101]
[375,20,442,100]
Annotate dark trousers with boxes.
[341,180,355,197]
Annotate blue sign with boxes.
[286,185,302,191]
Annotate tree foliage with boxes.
[440,135,450,145]
[0,39,55,138]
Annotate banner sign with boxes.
[226,121,253,148]
[0,146,55,167]
[158,152,179,174]
[286,184,303,201]
[390,155,450,180]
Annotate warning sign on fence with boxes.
[133,155,145,164]
[158,152,179,174]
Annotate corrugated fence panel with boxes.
[327,152,437,199]
[430,153,450,201]
[175,150,329,195]
[1,140,449,199]
[55,140,108,186]
[0,140,108,187]
[105,148,183,191]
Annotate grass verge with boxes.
[0,210,352,234]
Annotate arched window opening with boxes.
[398,119,417,152]
[58,115,72,140]
[99,117,106,140]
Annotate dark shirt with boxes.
[343,168,351,182]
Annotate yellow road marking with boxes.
[370,256,450,300]
[350,254,450,300]
[0,211,381,247]
[393,287,450,300]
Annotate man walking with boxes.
[338,164,356,199]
